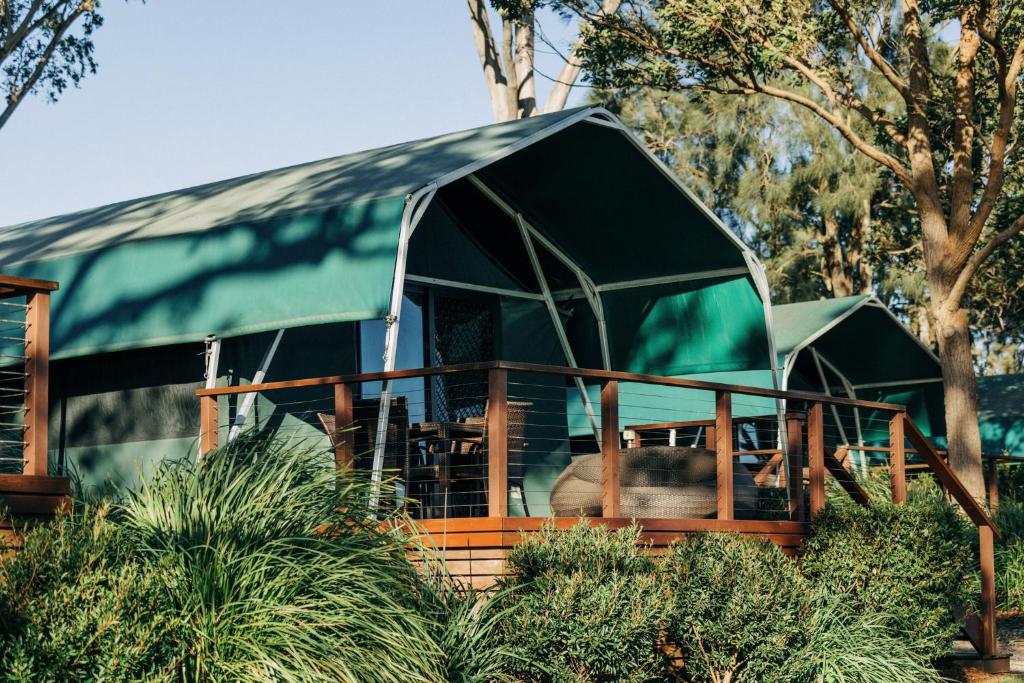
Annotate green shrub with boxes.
[785,593,941,683]
[414,557,516,683]
[118,435,442,682]
[800,501,975,661]
[995,498,1024,542]
[496,522,667,683]
[662,532,809,683]
[0,505,182,681]
[997,539,1024,612]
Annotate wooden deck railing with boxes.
[196,359,1001,656]
[0,275,69,548]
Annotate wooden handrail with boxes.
[902,415,1000,537]
[196,360,908,413]
[0,274,59,298]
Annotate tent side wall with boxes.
[7,197,406,360]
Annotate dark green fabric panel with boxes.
[477,123,747,286]
[805,307,939,386]
[50,342,205,450]
[602,275,771,376]
[407,201,525,292]
[978,374,1024,455]
[9,198,406,359]
[567,369,777,438]
[50,324,359,490]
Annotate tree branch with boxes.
[965,35,1024,249]
[945,215,1024,310]
[825,0,910,100]
[949,8,981,235]
[544,0,622,114]
[0,2,85,130]
[467,0,510,121]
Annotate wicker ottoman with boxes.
[550,446,757,519]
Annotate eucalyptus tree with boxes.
[467,0,623,121]
[569,0,1024,498]
[0,0,104,130]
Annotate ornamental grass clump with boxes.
[785,592,942,683]
[662,532,809,683]
[495,521,668,683]
[118,434,442,682]
[799,499,975,662]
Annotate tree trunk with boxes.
[935,304,986,502]
[851,196,873,293]
[820,200,854,297]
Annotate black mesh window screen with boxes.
[430,294,494,422]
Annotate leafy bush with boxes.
[414,558,516,683]
[785,593,942,683]
[995,498,1024,542]
[662,532,809,683]
[0,505,182,681]
[118,435,441,682]
[800,500,975,661]
[496,522,667,683]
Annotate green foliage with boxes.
[996,540,1024,612]
[413,556,517,683]
[496,522,667,683]
[662,532,809,683]
[994,499,1024,612]
[0,505,182,681]
[0,0,107,127]
[800,501,976,661]
[786,593,942,683]
[117,436,441,682]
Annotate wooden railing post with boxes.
[601,380,621,518]
[889,413,906,504]
[987,458,1000,515]
[23,291,49,476]
[333,382,354,472]
[807,402,826,518]
[199,395,218,456]
[715,391,734,520]
[979,525,998,656]
[785,413,805,521]
[487,367,508,518]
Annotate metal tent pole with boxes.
[369,185,436,512]
[228,328,285,442]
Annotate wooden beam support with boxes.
[980,525,998,656]
[601,380,621,518]
[988,458,1000,515]
[487,368,508,518]
[333,382,354,472]
[889,414,906,504]
[786,413,804,521]
[199,395,218,456]
[716,391,734,520]
[23,292,49,476]
[808,403,826,518]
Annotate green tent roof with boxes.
[0,107,769,369]
[978,374,1024,456]
[773,296,944,438]
[772,295,871,359]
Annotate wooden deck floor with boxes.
[0,474,70,550]
[407,517,810,588]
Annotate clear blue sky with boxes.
[0,1,585,226]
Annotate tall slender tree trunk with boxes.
[934,303,985,500]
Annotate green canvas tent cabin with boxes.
[773,295,945,465]
[0,106,776,511]
[978,374,1024,458]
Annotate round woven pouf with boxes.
[549,446,757,518]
